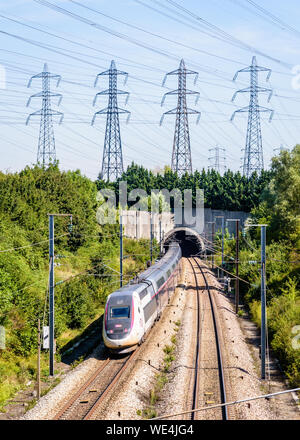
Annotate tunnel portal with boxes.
[164,227,204,258]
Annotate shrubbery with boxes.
[0,164,155,410]
[98,163,272,212]
[216,146,300,386]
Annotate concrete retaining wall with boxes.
[121,210,174,241]
[121,208,249,241]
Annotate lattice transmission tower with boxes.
[92,60,130,181]
[26,63,64,167]
[208,146,227,174]
[160,59,201,177]
[273,144,289,154]
[231,56,274,178]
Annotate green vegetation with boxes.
[98,163,272,212]
[0,145,298,412]
[138,321,181,419]
[237,309,245,317]
[0,164,157,411]
[215,146,300,387]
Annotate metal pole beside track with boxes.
[261,225,266,379]
[212,222,215,269]
[48,213,72,377]
[49,214,54,376]
[150,212,153,263]
[221,216,224,277]
[226,219,240,314]
[120,214,123,288]
[37,318,41,399]
[214,215,225,280]
[235,219,240,315]
[244,223,268,379]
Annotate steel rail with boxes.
[83,352,136,420]
[187,258,202,420]
[53,357,112,420]
[193,257,228,420]
[54,254,182,420]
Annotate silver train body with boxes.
[103,242,182,354]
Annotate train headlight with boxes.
[107,330,114,334]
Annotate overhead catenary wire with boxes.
[150,387,300,420]
[0,233,70,253]
[137,0,291,68]
[0,0,298,175]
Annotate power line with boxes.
[68,0,250,67]
[244,0,300,40]
[139,0,291,68]
[151,387,300,420]
[0,233,70,253]
[0,11,166,75]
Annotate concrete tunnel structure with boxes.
[163,227,205,257]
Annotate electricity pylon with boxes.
[26,63,64,167]
[273,144,289,154]
[208,146,227,174]
[92,60,130,181]
[231,56,274,178]
[160,59,201,177]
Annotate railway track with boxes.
[54,257,228,420]
[188,257,228,420]
[53,351,137,420]
[53,306,160,420]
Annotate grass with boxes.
[138,321,181,419]
[163,345,174,355]
[40,377,61,397]
[57,308,104,353]
[25,398,37,412]
[0,351,49,412]
[71,355,84,369]
[0,310,101,413]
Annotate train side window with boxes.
[157,277,165,289]
[167,270,171,278]
[139,288,148,300]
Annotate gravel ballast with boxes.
[20,258,299,420]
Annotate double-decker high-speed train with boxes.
[103,242,182,354]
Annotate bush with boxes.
[249,279,300,386]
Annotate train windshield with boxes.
[110,306,130,319]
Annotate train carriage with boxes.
[103,242,182,354]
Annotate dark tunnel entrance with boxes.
[164,229,203,257]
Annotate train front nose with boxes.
[106,321,131,339]
[105,302,132,341]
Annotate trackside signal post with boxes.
[48,213,72,376]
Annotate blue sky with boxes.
[1,0,300,179]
